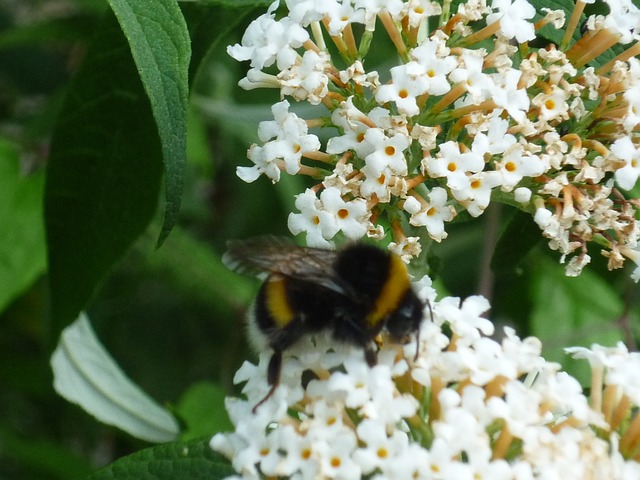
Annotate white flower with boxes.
[288,188,340,247]
[236,144,280,183]
[388,236,422,262]
[620,245,640,282]
[322,0,366,35]
[496,144,548,189]
[426,140,485,191]
[353,419,409,475]
[360,165,394,202]
[317,432,362,479]
[487,0,536,43]
[227,3,309,70]
[451,170,502,217]
[404,0,442,28]
[409,38,457,96]
[435,295,493,340]
[362,128,410,176]
[375,62,430,116]
[318,187,369,240]
[237,68,280,91]
[610,137,640,191]
[491,69,530,122]
[261,100,320,171]
[471,109,517,156]
[514,187,532,203]
[601,0,640,44]
[532,85,570,122]
[404,187,455,241]
[278,50,330,104]
[450,50,494,102]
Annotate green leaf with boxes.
[0,14,100,49]
[51,314,180,443]
[530,258,625,385]
[88,438,235,480]
[0,426,93,480]
[530,0,581,46]
[106,0,191,246]
[491,209,541,274]
[140,225,256,311]
[195,0,271,7]
[0,139,47,312]
[176,382,232,441]
[45,11,164,331]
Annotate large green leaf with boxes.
[530,0,580,46]
[45,0,190,331]
[530,258,625,385]
[88,438,235,480]
[176,382,232,441]
[0,139,47,312]
[0,426,93,480]
[107,0,190,246]
[51,314,180,443]
[491,209,541,274]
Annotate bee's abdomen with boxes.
[262,276,296,328]
[334,244,411,329]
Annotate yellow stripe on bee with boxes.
[366,254,410,328]
[265,276,295,328]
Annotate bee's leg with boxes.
[252,350,282,414]
[266,349,282,386]
[364,343,377,367]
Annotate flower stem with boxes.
[379,11,408,60]
[459,20,500,47]
[597,41,640,76]
[561,0,587,51]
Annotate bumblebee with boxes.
[223,236,425,411]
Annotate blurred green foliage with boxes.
[0,0,637,478]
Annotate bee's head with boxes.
[385,289,424,342]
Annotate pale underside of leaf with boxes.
[51,314,180,443]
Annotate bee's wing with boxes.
[223,236,346,294]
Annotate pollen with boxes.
[544,99,556,110]
[505,161,516,172]
[447,162,457,172]
[413,6,425,14]
[357,132,365,143]
[326,416,337,426]
[330,457,341,468]
[293,143,301,153]
[427,69,435,78]
[427,206,437,216]
[385,145,396,156]
[338,208,349,219]
[377,174,386,185]
[377,447,389,458]
[398,89,409,99]
[260,448,270,457]
[301,448,312,460]
[471,179,482,189]
[312,215,320,225]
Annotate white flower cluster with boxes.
[211,279,640,479]
[227,0,640,280]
